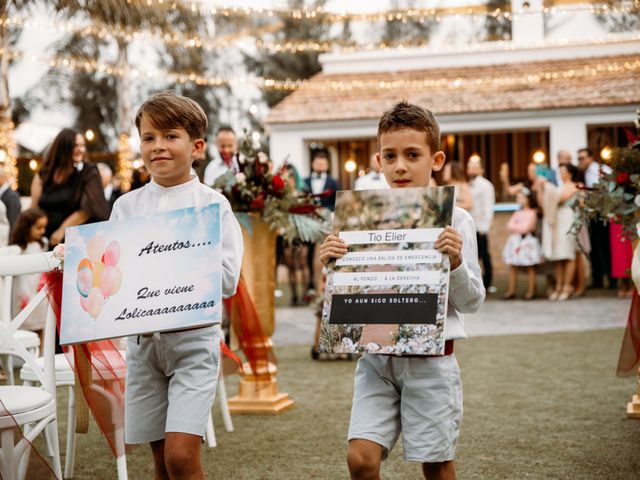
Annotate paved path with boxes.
[272,293,631,346]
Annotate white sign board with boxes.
[60,204,221,344]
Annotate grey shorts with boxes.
[125,325,221,444]
[348,353,462,463]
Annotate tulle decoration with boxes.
[44,270,127,458]
[224,275,276,381]
[617,288,640,376]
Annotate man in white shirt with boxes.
[467,157,495,292]
[578,147,612,289]
[203,126,240,186]
[354,153,389,191]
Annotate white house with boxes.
[266,0,640,195]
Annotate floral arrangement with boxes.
[573,110,640,240]
[212,132,329,242]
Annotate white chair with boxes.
[0,246,41,385]
[204,369,234,448]
[7,252,128,480]
[0,286,62,479]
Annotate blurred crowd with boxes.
[0,125,630,346]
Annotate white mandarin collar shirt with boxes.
[445,206,486,340]
[111,176,243,299]
[468,176,495,235]
[310,172,327,195]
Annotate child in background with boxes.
[9,208,49,340]
[502,189,542,300]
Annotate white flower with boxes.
[257,152,269,164]
[235,172,246,184]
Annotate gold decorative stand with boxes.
[227,216,295,414]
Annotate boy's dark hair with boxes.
[378,100,440,152]
[135,92,207,140]
[10,208,47,250]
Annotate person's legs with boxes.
[150,440,170,480]
[476,233,492,289]
[503,266,517,299]
[525,266,536,299]
[574,253,586,296]
[422,461,456,480]
[163,432,204,479]
[347,439,383,480]
[550,261,563,299]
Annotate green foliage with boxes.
[244,0,331,108]
[484,0,512,41]
[573,112,640,240]
[382,0,436,47]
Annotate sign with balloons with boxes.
[60,204,222,344]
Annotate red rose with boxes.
[250,194,265,211]
[616,172,631,185]
[272,175,285,192]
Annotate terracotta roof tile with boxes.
[266,54,640,124]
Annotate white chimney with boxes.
[512,0,545,46]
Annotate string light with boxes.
[3,1,639,55]
[117,133,133,191]
[133,0,639,22]
[0,119,18,188]
[3,47,639,92]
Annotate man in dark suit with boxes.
[303,150,340,211]
[302,150,340,302]
[97,163,122,212]
[0,167,22,234]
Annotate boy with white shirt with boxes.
[320,101,485,480]
[111,92,243,479]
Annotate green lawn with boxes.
[33,328,640,479]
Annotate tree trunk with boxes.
[0,20,12,127]
[115,38,131,136]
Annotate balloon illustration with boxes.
[76,235,123,319]
[103,241,121,266]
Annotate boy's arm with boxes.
[220,203,243,298]
[447,213,486,314]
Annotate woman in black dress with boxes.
[30,128,109,247]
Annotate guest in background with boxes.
[502,189,542,300]
[0,201,9,247]
[610,222,634,298]
[578,147,613,289]
[9,208,49,343]
[203,126,239,186]
[130,164,151,190]
[30,128,109,247]
[303,150,340,299]
[281,164,311,305]
[304,150,340,211]
[442,160,473,210]
[0,167,22,234]
[467,157,495,292]
[539,163,580,301]
[97,162,122,211]
[354,153,389,190]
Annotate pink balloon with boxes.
[86,235,106,263]
[100,266,122,297]
[103,241,121,266]
[79,296,89,312]
[86,287,105,318]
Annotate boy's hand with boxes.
[435,226,462,270]
[319,235,348,266]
